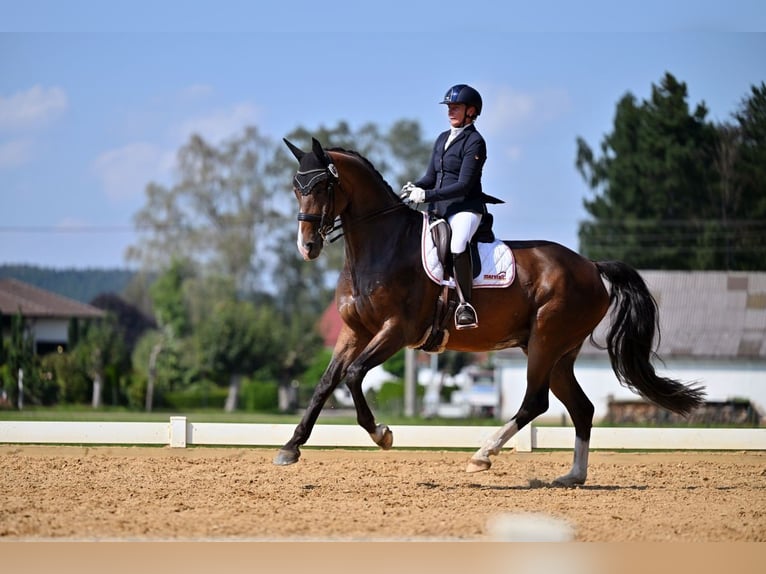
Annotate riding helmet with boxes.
[440,84,482,116]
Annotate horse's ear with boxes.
[283,138,305,161]
[311,137,328,166]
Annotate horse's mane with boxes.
[327,147,402,202]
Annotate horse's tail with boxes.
[594,260,705,415]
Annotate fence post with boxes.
[514,424,533,452]
[169,416,187,448]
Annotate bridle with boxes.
[294,162,340,239]
[295,158,408,243]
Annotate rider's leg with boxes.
[449,211,482,330]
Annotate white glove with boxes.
[400,182,414,197]
[407,186,426,203]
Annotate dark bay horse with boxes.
[275,137,705,486]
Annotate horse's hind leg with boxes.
[466,347,552,473]
[549,349,594,486]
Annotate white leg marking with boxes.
[473,421,520,460]
[554,437,589,486]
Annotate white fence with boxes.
[1,417,765,451]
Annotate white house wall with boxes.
[31,318,68,344]
[499,358,766,422]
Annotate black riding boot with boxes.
[452,250,478,330]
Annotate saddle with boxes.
[417,213,512,353]
[429,213,495,280]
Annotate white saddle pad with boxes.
[420,213,515,288]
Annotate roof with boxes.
[318,301,344,348]
[0,278,105,320]
[583,271,766,360]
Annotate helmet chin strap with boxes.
[458,107,476,127]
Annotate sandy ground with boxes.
[1,445,764,542]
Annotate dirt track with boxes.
[1,445,764,542]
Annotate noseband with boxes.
[295,162,340,239]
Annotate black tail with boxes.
[595,261,705,415]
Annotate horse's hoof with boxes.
[371,424,394,450]
[552,473,585,487]
[466,457,492,473]
[273,448,300,466]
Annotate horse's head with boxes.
[284,137,340,261]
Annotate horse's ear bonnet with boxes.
[284,138,305,161]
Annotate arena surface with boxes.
[1,445,764,541]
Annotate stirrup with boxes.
[455,303,478,330]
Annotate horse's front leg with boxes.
[346,361,393,450]
[273,355,347,466]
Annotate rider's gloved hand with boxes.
[407,186,426,203]
[400,182,414,198]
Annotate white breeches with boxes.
[448,211,482,254]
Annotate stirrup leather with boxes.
[455,302,478,330]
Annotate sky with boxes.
[1,1,765,270]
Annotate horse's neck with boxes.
[335,156,422,269]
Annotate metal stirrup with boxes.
[455,302,478,330]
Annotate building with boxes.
[496,271,766,422]
[0,278,105,355]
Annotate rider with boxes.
[402,84,494,330]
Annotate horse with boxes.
[274,136,705,486]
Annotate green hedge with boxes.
[164,382,228,410]
[241,380,278,412]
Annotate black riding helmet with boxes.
[440,84,482,118]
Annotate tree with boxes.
[576,73,718,268]
[90,293,156,358]
[75,315,126,408]
[727,82,766,269]
[128,127,284,292]
[577,74,766,270]
[4,312,36,408]
[195,300,286,412]
[141,259,193,411]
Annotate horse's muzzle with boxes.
[297,228,324,261]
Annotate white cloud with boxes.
[179,84,214,101]
[175,103,260,143]
[0,85,68,132]
[482,86,571,137]
[0,139,33,169]
[503,145,523,162]
[54,217,90,230]
[92,142,174,202]
[91,100,260,203]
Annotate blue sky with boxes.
[1,1,765,269]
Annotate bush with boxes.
[241,380,278,412]
[164,381,228,410]
[39,352,85,405]
[126,375,148,410]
